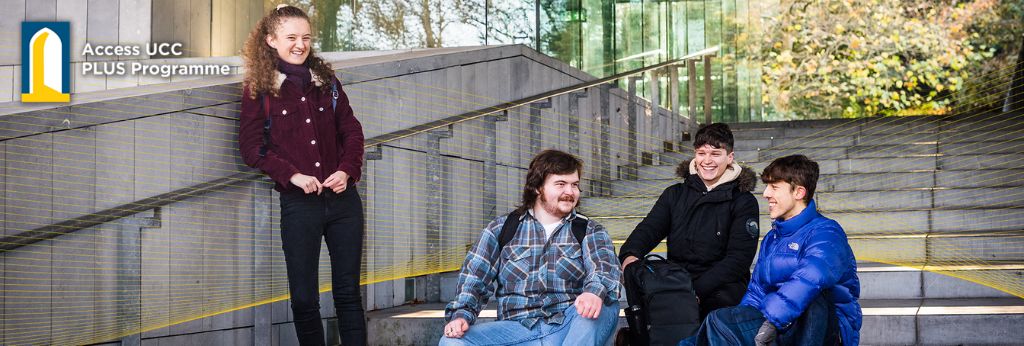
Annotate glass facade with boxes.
[268,0,766,123]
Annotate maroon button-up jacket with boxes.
[239,73,364,192]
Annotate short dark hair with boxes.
[761,154,819,202]
[517,149,583,214]
[693,123,734,152]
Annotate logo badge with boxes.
[745,219,759,239]
[788,242,800,251]
[21,22,71,103]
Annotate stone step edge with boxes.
[372,298,1024,319]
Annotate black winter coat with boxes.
[619,160,760,299]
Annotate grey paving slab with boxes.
[609,178,678,196]
[934,187,1023,209]
[0,65,13,103]
[52,128,97,220]
[165,199,211,336]
[749,159,839,175]
[187,0,212,58]
[50,229,97,343]
[5,135,53,235]
[1,241,52,345]
[940,140,1024,155]
[86,0,119,61]
[205,187,255,330]
[859,315,918,345]
[922,270,1018,299]
[202,116,242,178]
[859,118,940,136]
[931,209,1023,233]
[140,213,170,339]
[813,190,933,212]
[757,146,848,161]
[0,140,3,245]
[858,270,922,299]
[855,132,938,146]
[940,154,1024,170]
[942,115,1024,132]
[168,113,203,191]
[828,211,930,234]
[927,235,1024,262]
[72,62,108,93]
[818,172,936,192]
[0,0,26,62]
[939,129,1022,143]
[731,128,784,140]
[770,135,856,148]
[118,0,150,49]
[918,314,1024,345]
[94,123,134,211]
[850,238,927,265]
[838,156,937,174]
[134,116,171,199]
[578,196,653,218]
[936,169,1024,188]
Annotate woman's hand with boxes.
[290,173,322,194]
[323,170,349,193]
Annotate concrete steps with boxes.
[608,169,1024,196]
[581,188,1024,216]
[365,297,1024,345]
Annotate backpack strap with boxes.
[498,210,523,250]
[258,94,271,157]
[570,214,589,245]
[331,79,339,112]
[498,210,589,250]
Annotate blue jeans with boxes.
[439,303,620,346]
[678,294,839,346]
[280,187,366,346]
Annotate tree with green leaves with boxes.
[753,0,1018,119]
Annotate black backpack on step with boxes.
[622,254,700,345]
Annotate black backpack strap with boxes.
[258,94,271,157]
[500,211,589,250]
[331,78,339,112]
[570,215,589,245]
[498,210,523,250]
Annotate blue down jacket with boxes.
[740,200,862,345]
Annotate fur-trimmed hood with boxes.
[676,159,757,192]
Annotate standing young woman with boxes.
[238,5,366,345]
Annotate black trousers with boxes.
[280,187,366,346]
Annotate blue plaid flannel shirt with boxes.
[444,209,622,328]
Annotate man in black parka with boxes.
[620,123,760,319]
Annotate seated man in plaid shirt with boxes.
[440,149,622,345]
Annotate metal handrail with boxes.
[0,47,720,251]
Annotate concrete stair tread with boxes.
[368,298,1024,320]
[582,189,1024,215]
[610,169,1024,196]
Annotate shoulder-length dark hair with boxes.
[516,149,584,214]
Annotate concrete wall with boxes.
[0,45,690,345]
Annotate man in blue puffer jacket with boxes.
[680,154,861,346]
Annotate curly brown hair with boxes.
[241,5,335,99]
[516,150,584,214]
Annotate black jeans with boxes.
[280,187,366,346]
